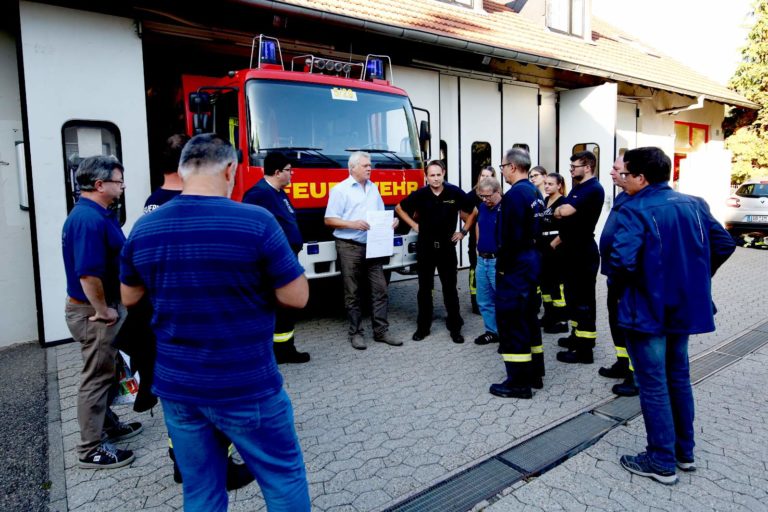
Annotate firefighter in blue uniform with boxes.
[553,150,605,364]
[489,147,545,399]
[242,151,310,364]
[395,159,476,343]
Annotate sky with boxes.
[591,0,754,85]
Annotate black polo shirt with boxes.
[559,177,605,246]
[399,183,474,244]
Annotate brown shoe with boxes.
[374,333,403,346]
[350,334,367,350]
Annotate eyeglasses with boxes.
[101,179,124,185]
[498,162,512,169]
[277,167,292,173]
[569,164,587,170]
[529,173,541,179]
[477,193,496,200]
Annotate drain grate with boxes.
[385,458,523,512]
[593,395,642,422]
[496,413,617,474]
[717,330,768,358]
[689,351,739,383]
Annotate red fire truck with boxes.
[179,36,426,279]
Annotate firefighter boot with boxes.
[274,338,311,364]
[489,362,533,399]
[612,372,639,397]
[599,357,631,379]
[556,347,594,364]
[531,344,545,389]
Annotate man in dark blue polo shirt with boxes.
[62,155,142,469]
[396,159,476,344]
[553,150,605,364]
[243,151,309,364]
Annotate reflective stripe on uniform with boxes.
[615,346,629,359]
[502,353,532,362]
[553,285,566,307]
[531,345,544,354]
[570,320,579,328]
[274,331,294,343]
[575,329,597,339]
[541,294,553,303]
[469,268,477,295]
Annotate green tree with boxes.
[725,0,768,183]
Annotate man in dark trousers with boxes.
[489,148,544,399]
[243,151,310,364]
[597,153,638,396]
[395,159,476,343]
[608,147,734,485]
[553,150,605,364]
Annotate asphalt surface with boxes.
[0,341,49,512]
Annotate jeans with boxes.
[475,256,497,334]
[625,331,695,472]
[336,239,389,337]
[161,388,310,512]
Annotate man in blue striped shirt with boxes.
[120,133,310,512]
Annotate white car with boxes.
[724,179,768,241]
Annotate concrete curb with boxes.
[46,347,67,512]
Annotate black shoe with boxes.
[599,359,630,379]
[450,332,465,344]
[104,421,143,442]
[474,332,499,345]
[531,376,544,389]
[275,347,311,364]
[556,349,594,364]
[612,374,639,397]
[412,330,430,341]
[543,322,569,334]
[489,381,533,399]
[78,442,135,469]
[226,459,256,491]
[557,336,576,349]
[173,461,183,483]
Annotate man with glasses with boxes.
[608,147,734,485]
[472,176,502,346]
[396,159,476,343]
[62,155,141,469]
[490,148,545,398]
[553,150,605,365]
[244,152,310,364]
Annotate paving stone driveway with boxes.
[50,247,767,511]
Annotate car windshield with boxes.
[736,183,768,198]
[246,79,421,168]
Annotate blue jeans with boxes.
[625,331,695,472]
[475,256,497,334]
[162,388,310,512]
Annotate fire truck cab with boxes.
[182,36,426,278]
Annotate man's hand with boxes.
[89,306,119,326]
[349,220,370,231]
[451,231,464,243]
[391,217,399,229]
[550,236,562,250]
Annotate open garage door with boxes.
[558,83,617,234]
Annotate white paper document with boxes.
[365,210,394,259]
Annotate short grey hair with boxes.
[348,151,370,171]
[178,133,237,178]
[503,147,531,172]
[477,177,501,193]
[75,155,124,191]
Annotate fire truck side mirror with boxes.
[189,92,212,135]
[419,120,431,158]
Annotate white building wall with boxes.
[19,2,150,343]
[0,29,37,347]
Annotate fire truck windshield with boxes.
[246,79,421,168]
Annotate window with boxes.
[547,0,587,37]
[572,143,600,179]
[62,121,125,225]
[471,141,492,188]
[674,121,709,183]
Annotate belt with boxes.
[67,296,89,305]
[335,237,365,247]
[479,252,496,259]
[542,230,559,236]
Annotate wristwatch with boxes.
[460,228,468,236]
